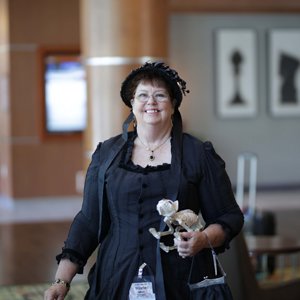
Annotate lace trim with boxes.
[56,249,85,274]
[119,131,171,173]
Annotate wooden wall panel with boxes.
[12,142,83,198]
[1,0,83,199]
[10,51,38,137]
[9,0,80,44]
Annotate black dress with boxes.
[58,132,244,300]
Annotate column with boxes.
[80,0,169,161]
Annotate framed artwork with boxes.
[214,29,258,118]
[268,29,300,117]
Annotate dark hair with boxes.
[120,61,189,108]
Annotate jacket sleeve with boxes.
[198,141,244,252]
[57,142,108,273]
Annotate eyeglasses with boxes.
[134,92,170,103]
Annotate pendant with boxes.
[149,151,155,161]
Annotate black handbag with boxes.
[188,235,234,300]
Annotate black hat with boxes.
[120,61,189,108]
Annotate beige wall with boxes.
[0,0,83,199]
[170,13,300,188]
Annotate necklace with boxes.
[137,135,170,161]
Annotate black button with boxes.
[139,245,144,250]
[142,183,148,188]
[138,198,143,204]
[139,213,144,218]
[138,229,143,234]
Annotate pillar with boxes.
[80,0,169,162]
[0,0,12,199]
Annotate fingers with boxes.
[44,289,57,300]
[44,285,68,300]
[174,235,190,258]
[180,231,194,240]
[175,231,206,258]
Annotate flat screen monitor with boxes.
[44,53,87,134]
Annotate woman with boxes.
[44,61,244,300]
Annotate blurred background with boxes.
[0,0,299,297]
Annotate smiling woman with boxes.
[131,81,174,165]
[44,61,244,300]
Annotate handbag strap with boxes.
[202,231,226,277]
[188,231,226,283]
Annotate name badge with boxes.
[129,263,156,300]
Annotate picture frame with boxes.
[268,29,300,117]
[214,29,258,118]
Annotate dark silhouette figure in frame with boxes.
[279,53,299,104]
[230,49,247,106]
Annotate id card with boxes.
[129,263,156,300]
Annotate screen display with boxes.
[44,54,87,133]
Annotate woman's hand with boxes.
[174,231,207,258]
[44,283,69,300]
[174,224,226,258]
[44,259,78,299]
